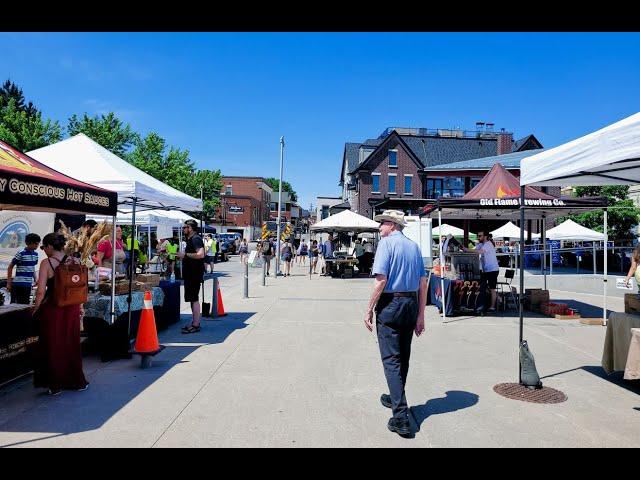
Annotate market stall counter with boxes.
[0,304,38,386]
[82,286,169,362]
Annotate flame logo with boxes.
[496,185,518,198]
[0,144,52,176]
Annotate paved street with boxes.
[0,256,639,448]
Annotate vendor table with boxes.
[601,312,640,374]
[324,258,359,278]
[428,276,487,317]
[0,304,37,386]
[82,287,166,362]
[624,328,640,380]
[157,280,181,330]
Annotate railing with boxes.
[380,127,512,140]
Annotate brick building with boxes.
[340,126,543,218]
[213,176,273,240]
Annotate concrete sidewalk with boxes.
[0,258,638,447]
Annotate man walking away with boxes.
[364,210,427,437]
[178,220,206,334]
[261,237,274,276]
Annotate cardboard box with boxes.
[624,294,640,315]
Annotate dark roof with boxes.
[424,148,545,171]
[401,135,499,168]
[329,201,351,211]
[512,134,543,152]
[341,139,383,183]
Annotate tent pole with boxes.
[593,242,596,275]
[127,197,137,339]
[110,215,117,325]
[519,186,525,384]
[603,209,608,326]
[542,216,547,291]
[439,208,446,321]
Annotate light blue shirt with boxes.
[372,231,426,293]
[323,240,334,258]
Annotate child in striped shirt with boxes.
[7,233,41,305]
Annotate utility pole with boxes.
[276,136,285,277]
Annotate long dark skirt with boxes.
[33,301,88,391]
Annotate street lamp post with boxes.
[276,136,285,277]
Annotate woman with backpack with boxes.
[310,240,320,274]
[282,238,293,277]
[238,238,249,265]
[32,233,89,396]
[261,238,274,276]
[297,240,308,266]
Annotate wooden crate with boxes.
[99,281,130,296]
[624,294,640,315]
[135,274,160,287]
[580,318,605,326]
[555,314,581,320]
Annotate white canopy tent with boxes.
[310,209,380,232]
[28,134,203,327]
[490,221,540,240]
[28,134,202,211]
[432,224,465,237]
[545,219,605,242]
[520,112,640,187]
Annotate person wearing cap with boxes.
[364,209,427,437]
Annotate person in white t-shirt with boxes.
[464,230,499,312]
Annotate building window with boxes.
[404,175,413,195]
[388,174,397,194]
[225,185,233,195]
[470,177,483,189]
[372,173,381,193]
[442,177,465,198]
[389,150,398,168]
[426,178,443,199]
[321,206,330,220]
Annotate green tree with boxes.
[0,80,38,116]
[0,98,62,151]
[67,112,137,157]
[126,132,222,219]
[265,177,297,202]
[568,185,640,240]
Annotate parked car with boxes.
[216,233,241,254]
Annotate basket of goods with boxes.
[135,274,160,288]
[99,281,131,296]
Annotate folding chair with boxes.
[497,268,518,311]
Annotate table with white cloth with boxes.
[624,328,640,380]
[601,312,640,375]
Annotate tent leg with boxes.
[110,215,117,325]
[593,243,596,275]
[439,208,446,321]
[148,225,152,268]
[127,197,137,339]
[604,210,608,326]
[542,217,547,291]
[519,187,525,384]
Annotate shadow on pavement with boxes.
[553,300,611,319]
[541,365,640,396]
[410,390,479,433]
[0,312,256,443]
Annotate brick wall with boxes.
[497,132,513,155]
[216,196,259,228]
[220,177,271,224]
[356,140,423,218]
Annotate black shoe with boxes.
[387,417,411,436]
[380,394,392,409]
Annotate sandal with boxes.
[181,324,201,334]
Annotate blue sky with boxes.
[2,32,640,208]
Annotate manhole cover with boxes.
[493,383,567,404]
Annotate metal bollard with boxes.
[262,258,266,286]
[243,261,249,298]
[212,276,219,318]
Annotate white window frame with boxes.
[372,173,381,194]
[388,149,398,168]
[403,174,413,196]
[225,184,233,195]
[388,173,397,195]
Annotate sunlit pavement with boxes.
[0,256,638,448]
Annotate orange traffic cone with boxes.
[133,290,161,354]
[216,288,227,317]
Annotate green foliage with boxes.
[67,112,137,157]
[265,177,297,202]
[126,133,222,219]
[0,80,38,116]
[0,98,62,151]
[568,186,640,240]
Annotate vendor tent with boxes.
[520,112,640,187]
[491,221,539,240]
[545,219,605,241]
[0,139,117,216]
[422,163,604,221]
[87,208,198,227]
[433,224,464,236]
[28,134,202,211]
[310,209,380,232]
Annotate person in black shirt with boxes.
[177,220,205,334]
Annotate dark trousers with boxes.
[11,286,32,305]
[376,295,418,419]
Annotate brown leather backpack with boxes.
[50,255,89,307]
